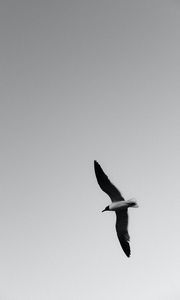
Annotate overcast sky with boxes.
[1,0,180,299]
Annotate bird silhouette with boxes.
[94,160,138,257]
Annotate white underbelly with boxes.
[109,201,129,211]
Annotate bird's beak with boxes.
[102,209,106,212]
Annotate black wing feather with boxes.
[115,210,131,257]
[94,160,124,202]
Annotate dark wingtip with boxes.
[119,237,131,258]
[124,249,131,258]
[94,160,99,168]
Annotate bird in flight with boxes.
[94,160,138,257]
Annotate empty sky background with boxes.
[1,0,180,299]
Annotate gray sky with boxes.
[0,0,180,299]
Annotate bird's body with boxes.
[109,200,138,211]
[94,160,138,257]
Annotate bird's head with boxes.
[102,206,110,212]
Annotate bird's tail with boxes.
[127,198,139,208]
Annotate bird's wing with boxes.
[94,160,124,202]
[115,210,131,257]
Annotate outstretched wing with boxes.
[94,160,124,202]
[115,210,131,257]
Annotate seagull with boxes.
[94,160,138,257]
